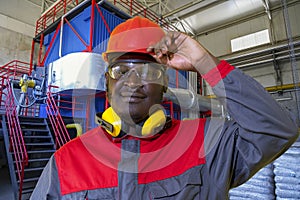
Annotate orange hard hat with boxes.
[103,16,165,62]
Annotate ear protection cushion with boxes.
[102,107,122,137]
[142,109,166,136]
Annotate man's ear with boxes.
[163,74,169,93]
[105,72,111,101]
[105,71,109,80]
[105,72,109,89]
[102,53,108,62]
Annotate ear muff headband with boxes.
[97,107,167,137]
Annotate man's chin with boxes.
[118,112,147,125]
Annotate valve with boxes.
[19,74,36,93]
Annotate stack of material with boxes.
[274,142,300,200]
[229,163,275,200]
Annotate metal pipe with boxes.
[163,87,223,114]
[172,0,228,20]
[226,40,300,61]
[230,45,300,66]
[236,52,300,68]
[59,16,64,58]
[265,83,300,92]
[281,0,300,121]
[162,0,205,18]
[261,0,271,20]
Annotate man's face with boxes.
[105,59,168,125]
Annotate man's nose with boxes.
[123,69,143,88]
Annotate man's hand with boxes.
[147,31,219,75]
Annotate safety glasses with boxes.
[108,62,165,81]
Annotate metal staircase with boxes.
[2,115,55,200]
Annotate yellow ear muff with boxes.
[102,107,122,137]
[97,107,168,137]
[142,109,166,136]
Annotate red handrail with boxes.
[46,86,71,149]
[35,0,80,36]
[4,78,28,200]
[0,60,30,111]
[0,60,30,78]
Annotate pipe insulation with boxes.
[163,87,223,115]
[273,143,300,199]
[229,163,275,200]
[225,40,300,69]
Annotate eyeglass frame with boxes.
[107,59,166,81]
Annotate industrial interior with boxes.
[0,0,299,199]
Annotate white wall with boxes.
[0,0,41,65]
[0,26,33,65]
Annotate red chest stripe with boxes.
[138,119,206,183]
[55,128,120,195]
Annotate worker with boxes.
[30,16,299,200]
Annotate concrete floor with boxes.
[0,165,15,200]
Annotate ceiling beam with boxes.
[154,0,196,35]
[170,0,228,20]
[162,0,206,18]
[261,0,272,20]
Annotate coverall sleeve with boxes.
[30,155,62,200]
[202,60,299,191]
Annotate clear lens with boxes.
[108,62,165,81]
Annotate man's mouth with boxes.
[120,92,146,103]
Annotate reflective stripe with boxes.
[118,139,140,199]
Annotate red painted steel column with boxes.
[89,0,96,52]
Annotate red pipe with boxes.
[38,34,44,66]
[89,0,95,52]
[29,39,35,73]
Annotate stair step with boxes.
[21,128,48,132]
[15,167,44,173]
[13,157,50,164]
[19,120,46,124]
[19,116,44,121]
[24,167,44,172]
[22,188,34,194]
[27,150,55,154]
[24,135,51,139]
[26,143,54,146]
[28,158,50,162]
[19,177,39,183]
[20,122,46,126]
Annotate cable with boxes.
[281,0,300,122]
